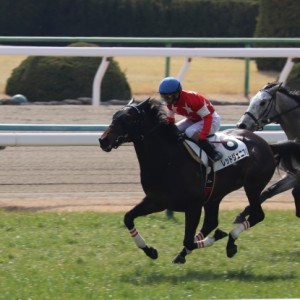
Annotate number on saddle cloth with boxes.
[183,132,249,172]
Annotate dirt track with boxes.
[0,103,295,213]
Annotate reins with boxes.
[246,87,300,129]
[264,101,300,123]
[126,102,162,141]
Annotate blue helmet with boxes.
[159,77,182,94]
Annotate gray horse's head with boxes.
[237,82,282,131]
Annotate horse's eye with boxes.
[260,101,266,107]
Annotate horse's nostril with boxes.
[237,123,246,129]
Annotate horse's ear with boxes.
[137,98,150,108]
[127,99,135,105]
[264,82,282,95]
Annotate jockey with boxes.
[159,77,222,162]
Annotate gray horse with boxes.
[235,82,300,222]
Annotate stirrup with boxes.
[210,151,223,162]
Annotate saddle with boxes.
[183,132,249,201]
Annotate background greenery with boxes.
[0,210,299,299]
[1,0,300,97]
[255,0,300,71]
[0,55,278,101]
[0,0,259,38]
[5,43,132,102]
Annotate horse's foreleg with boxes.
[123,199,163,260]
[128,227,158,259]
[195,229,228,246]
[173,227,228,263]
[292,184,300,218]
[172,201,229,263]
[194,202,227,247]
[172,203,202,264]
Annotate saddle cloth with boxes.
[183,132,249,172]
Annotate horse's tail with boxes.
[270,140,300,174]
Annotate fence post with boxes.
[92,57,111,106]
[165,43,172,77]
[244,44,250,98]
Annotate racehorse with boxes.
[99,98,299,264]
[235,82,300,223]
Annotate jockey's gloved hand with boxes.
[177,132,185,142]
[197,139,209,148]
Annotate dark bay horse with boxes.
[99,98,299,264]
[236,82,300,223]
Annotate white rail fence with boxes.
[0,132,287,147]
[0,45,293,146]
[0,130,287,147]
[0,46,299,105]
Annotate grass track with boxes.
[0,210,299,299]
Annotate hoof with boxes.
[232,214,246,224]
[226,234,238,258]
[172,254,186,264]
[142,246,158,259]
[226,244,238,258]
[213,229,228,241]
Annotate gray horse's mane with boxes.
[265,81,300,102]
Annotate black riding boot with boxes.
[198,139,223,162]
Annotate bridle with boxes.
[243,90,276,130]
[124,102,163,139]
[243,85,300,131]
[104,101,163,148]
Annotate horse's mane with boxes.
[264,81,300,102]
[133,98,168,124]
[138,98,182,139]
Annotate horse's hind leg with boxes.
[233,173,296,224]
[123,197,164,260]
[227,184,266,258]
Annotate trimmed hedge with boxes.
[5,43,132,102]
[286,62,300,90]
[0,0,258,38]
[255,0,300,71]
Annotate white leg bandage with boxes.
[230,221,250,240]
[194,232,205,242]
[197,236,215,248]
[129,227,146,248]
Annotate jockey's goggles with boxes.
[160,93,176,100]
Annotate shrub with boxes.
[286,62,300,90]
[254,0,300,71]
[5,43,132,102]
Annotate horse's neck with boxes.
[133,131,178,170]
[280,115,300,141]
[276,93,300,141]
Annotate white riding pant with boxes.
[176,111,221,139]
